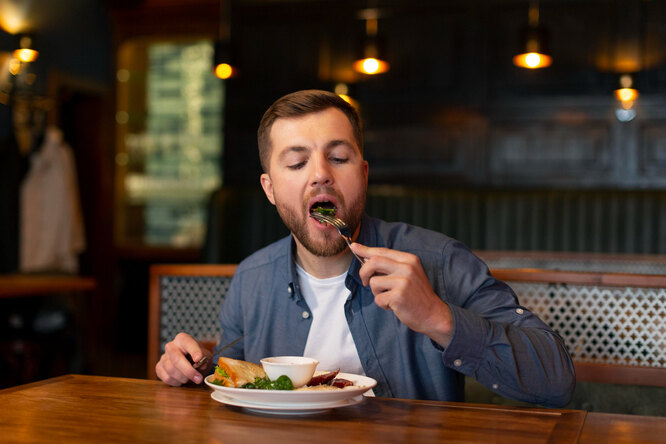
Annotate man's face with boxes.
[260,107,368,257]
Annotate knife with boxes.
[192,333,246,369]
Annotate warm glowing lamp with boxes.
[614,74,638,102]
[212,0,235,79]
[614,74,639,116]
[614,74,638,122]
[513,1,551,69]
[333,83,359,109]
[214,62,233,80]
[13,35,38,63]
[614,87,638,104]
[213,40,235,79]
[353,17,389,75]
[353,57,389,75]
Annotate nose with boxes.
[310,152,333,186]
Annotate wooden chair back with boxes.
[147,264,237,379]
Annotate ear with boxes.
[362,160,369,186]
[260,173,276,205]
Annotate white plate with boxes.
[211,391,364,415]
[205,372,376,406]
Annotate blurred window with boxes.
[115,39,223,248]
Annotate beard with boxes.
[274,185,366,257]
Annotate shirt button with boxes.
[453,359,462,367]
[516,308,524,314]
[492,383,499,390]
[302,311,310,319]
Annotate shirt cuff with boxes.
[438,303,489,375]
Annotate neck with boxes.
[293,242,352,279]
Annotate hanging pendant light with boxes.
[614,74,638,122]
[353,12,389,75]
[513,1,551,69]
[214,41,234,80]
[213,0,235,79]
[13,34,38,63]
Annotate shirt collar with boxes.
[284,214,380,293]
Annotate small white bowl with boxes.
[260,356,319,388]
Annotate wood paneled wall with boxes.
[203,186,666,262]
[221,0,666,189]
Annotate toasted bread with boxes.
[213,357,266,387]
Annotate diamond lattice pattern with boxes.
[159,276,232,353]
[510,282,665,367]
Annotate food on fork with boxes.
[310,202,336,218]
[211,357,267,387]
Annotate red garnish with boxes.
[306,369,340,386]
[331,378,353,388]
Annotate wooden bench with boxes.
[146,263,665,414]
[491,268,665,388]
[464,266,665,415]
[478,250,666,275]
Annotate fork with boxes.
[310,212,366,264]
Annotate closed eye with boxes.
[287,161,306,170]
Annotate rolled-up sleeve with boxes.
[438,242,576,407]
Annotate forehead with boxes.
[268,108,357,152]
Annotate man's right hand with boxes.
[155,332,212,386]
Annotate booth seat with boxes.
[147,264,665,416]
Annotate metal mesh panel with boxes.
[509,282,666,368]
[159,275,232,354]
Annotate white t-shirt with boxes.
[297,264,365,376]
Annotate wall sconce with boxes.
[615,74,638,122]
[513,1,551,69]
[353,13,389,75]
[14,34,38,63]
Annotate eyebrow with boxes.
[326,139,355,150]
[277,145,308,163]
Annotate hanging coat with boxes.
[20,126,85,273]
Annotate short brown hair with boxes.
[257,89,363,173]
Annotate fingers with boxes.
[156,352,190,386]
[352,243,406,263]
[156,332,209,386]
[351,242,455,346]
[351,242,421,287]
[368,274,409,311]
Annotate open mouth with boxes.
[309,201,337,219]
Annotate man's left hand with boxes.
[351,243,454,347]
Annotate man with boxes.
[156,89,575,406]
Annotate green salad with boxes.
[311,206,336,217]
[241,375,294,390]
[209,365,294,390]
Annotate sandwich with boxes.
[212,357,266,387]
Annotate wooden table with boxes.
[1,375,663,443]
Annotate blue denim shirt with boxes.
[214,215,575,407]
